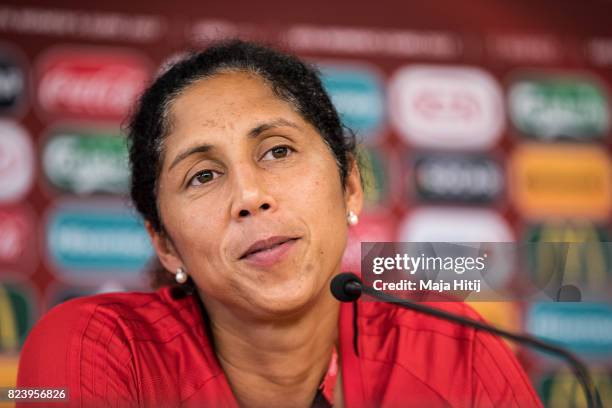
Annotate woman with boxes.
[17,40,542,408]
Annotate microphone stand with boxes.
[337,274,603,408]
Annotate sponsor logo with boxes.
[508,75,610,141]
[509,144,611,220]
[342,212,396,274]
[412,154,503,203]
[42,128,129,195]
[389,65,504,149]
[358,147,390,208]
[525,223,611,297]
[0,282,35,351]
[538,368,612,407]
[37,48,150,121]
[0,206,36,273]
[0,121,34,202]
[398,207,513,242]
[398,208,514,287]
[319,64,385,142]
[526,303,612,358]
[0,50,25,114]
[46,204,154,282]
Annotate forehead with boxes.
[159,71,320,170]
[167,71,294,131]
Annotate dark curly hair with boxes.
[126,39,358,291]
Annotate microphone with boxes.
[331,272,602,408]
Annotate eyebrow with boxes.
[168,118,301,171]
[247,118,300,138]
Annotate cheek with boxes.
[179,220,236,295]
[287,161,348,263]
[160,195,229,281]
[311,180,346,229]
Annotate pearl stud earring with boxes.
[347,211,359,226]
[175,267,188,284]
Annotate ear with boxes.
[344,155,364,217]
[145,221,183,276]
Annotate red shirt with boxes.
[17,286,542,407]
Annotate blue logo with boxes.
[526,302,612,358]
[46,205,154,282]
[319,64,385,142]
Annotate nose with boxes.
[230,164,276,220]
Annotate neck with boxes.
[201,289,340,408]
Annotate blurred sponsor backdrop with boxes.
[0,0,611,406]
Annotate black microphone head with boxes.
[330,272,363,302]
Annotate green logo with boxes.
[509,76,609,140]
[42,128,129,195]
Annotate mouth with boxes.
[240,236,299,259]
[239,236,300,267]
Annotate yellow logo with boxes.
[0,285,18,353]
[541,367,611,408]
[527,222,610,291]
[509,144,611,220]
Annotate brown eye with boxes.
[189,170,217,187]
[263,145,293,161]
[272,146,288,158]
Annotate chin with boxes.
[242,274,324,318]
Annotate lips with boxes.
[239,236,298,260]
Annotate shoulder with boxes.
[17,287,200,386]
[358,299,483,340]
[355,301,542,407]
[28,287,198,343]
[356,300,483,369]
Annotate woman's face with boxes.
[150,71,362,319]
